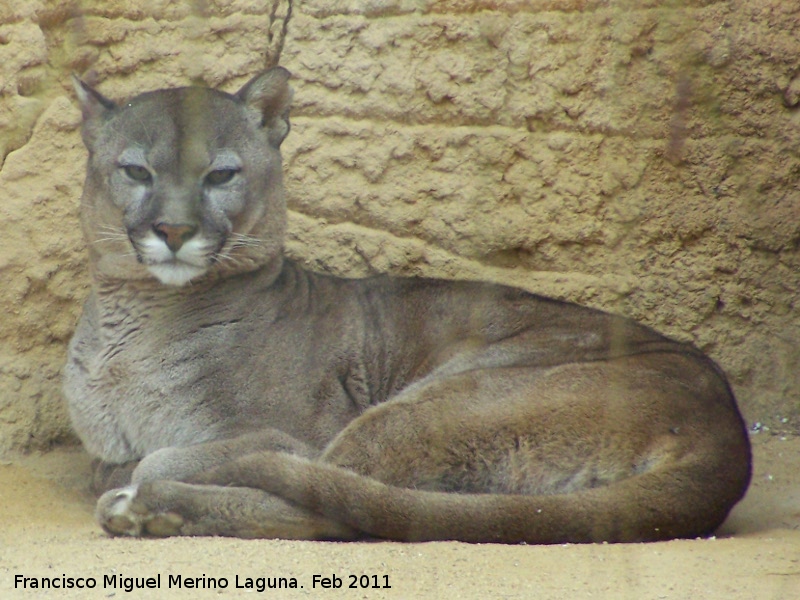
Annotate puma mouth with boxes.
[135,231,215,286]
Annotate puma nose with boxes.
[153,222,197,253]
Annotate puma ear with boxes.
[71,75,117,149]
[235,67,293,147]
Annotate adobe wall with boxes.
[0,0,797,453]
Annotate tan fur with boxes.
[66,69,751,543]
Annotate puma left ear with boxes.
[236,67,293,146]
[72,75,117,149]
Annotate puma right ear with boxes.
[236,67,293,147]
[72,75,117,149]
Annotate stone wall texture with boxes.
[0,0,798,454]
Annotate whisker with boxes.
[214,251,244,268]
[228,233,263,248]
[92,237,130,245]
[92,226,130,245]
[228,241,260,251]
[95,225,128,236]
[214,254,237,266]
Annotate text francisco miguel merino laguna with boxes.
[14,572,393,592]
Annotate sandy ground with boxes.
[1,435,798,600]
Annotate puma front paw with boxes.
[96,484,184,537]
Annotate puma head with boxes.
[73,68,293,286]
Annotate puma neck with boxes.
[90,253,286,304]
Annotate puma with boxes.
[64,67,751,543]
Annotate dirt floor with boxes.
[1,435,798,600]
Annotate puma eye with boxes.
[204,169,239,186]
[122,165,152,183]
